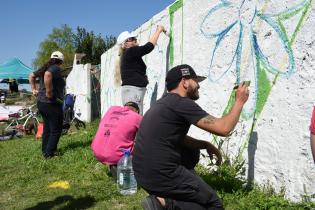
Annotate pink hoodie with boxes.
[91,106,142,165]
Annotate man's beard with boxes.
[187,86,199,100]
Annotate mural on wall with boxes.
[198,0,312,157]
[102,0,311,135]
[101,0,311,129]
[101,0,314,200]
[200,0,312,119]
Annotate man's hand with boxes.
[235,82,249,105]
[182,136,222,166]
[205,142,222,166]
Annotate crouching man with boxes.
[132,64,249,210]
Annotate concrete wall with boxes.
[66,63,91,122]
[101,0,315,201]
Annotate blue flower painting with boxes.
[200,0,309,118]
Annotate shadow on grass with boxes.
[24,195,96,210]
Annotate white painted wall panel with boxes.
[66,64,91,122]
[101,0,315,201]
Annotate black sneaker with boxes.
[44,152,60,159]
[141,195,164,210]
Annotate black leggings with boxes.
[37,101,63,157]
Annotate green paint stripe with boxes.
[223,91,236,116]
[289,0,312,45]
[169,0,183,16]
[278,0,312,46]
[256,63,272,117]
[181,4,184,63]
[278,20,290,45]
[279,7,304,20]
[279,0,312,20]
[168,0,183,67]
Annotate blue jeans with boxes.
[37,101,63,157]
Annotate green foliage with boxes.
[33,25,116,70]
[4,92,35,106]
[196,161,314,210]
[197,159,246,193]
[74,27,116,65]
[222,186,315,210]
[33,24,76,70]
[0,119,146,210]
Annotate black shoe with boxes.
[141,195,164,210]
[43,152,60,159]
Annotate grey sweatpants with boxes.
[121,85,146,115]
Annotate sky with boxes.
[0,0,175,68]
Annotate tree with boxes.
[74,27,116,65]
[33,24,76,70]
[33,25,116,70]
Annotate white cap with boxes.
[117,31,137,45]
[50,51,64,61]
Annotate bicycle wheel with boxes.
[62,108,71,135]
[4,119,18,133]
[74,118,86,130]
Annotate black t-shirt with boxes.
[34,64,65,104]
[132,93,208,191]
[120,42,154,87]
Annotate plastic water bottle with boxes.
[117,149,137,195]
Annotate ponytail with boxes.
[34,58,62,77]
[114,46,125,87]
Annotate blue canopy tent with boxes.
[0,58,33,84]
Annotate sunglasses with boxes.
[125,37,137,42]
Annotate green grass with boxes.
[0,120,314,210]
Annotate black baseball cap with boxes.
[124,101,140,112]
[165,64,206,91]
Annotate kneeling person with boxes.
[91,102,142,179]
[133,64,249,210]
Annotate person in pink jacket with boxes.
[91,101,142,179]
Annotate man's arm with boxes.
[196,83,249,137]
[311,134,315,163]
[44,71,53,99]
[183,136,222,165]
